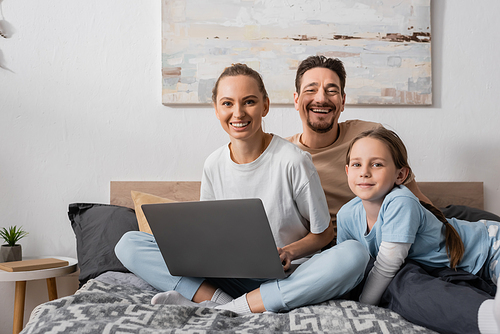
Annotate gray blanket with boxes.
[22,273,436,333]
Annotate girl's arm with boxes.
[279,222,334,270]
[360,241,411,305]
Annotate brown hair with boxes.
[211,63,268,103]
[346,127,464,269]
[295,55,346,96]
[419,200,464,268]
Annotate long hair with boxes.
[295,55,346,96]
[211,63,268,103]
[346,127,464,269]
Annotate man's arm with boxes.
[405,179,433,205]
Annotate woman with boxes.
[115,63,369,313]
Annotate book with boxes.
[0,258,69,272]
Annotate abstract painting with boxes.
[162,0,431,105]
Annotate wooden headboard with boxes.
[417,182,483,210]
[111,181,201,208]
[110,181,484,210]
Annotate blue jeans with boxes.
[115,231,369,312]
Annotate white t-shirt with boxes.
[201,135,330,250]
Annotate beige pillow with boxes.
[131,191,176,234]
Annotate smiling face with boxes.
[294,67,346,135]
[346,137,408,206]
[214,75,269,142]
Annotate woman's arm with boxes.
[360,241,411,305]
[279,222,334,270]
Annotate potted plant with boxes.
[0,226,28,262]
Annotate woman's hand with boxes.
[278,222,335,270]
[278,247,293,271]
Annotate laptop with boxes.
[141,198,291,279]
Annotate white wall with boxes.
[0,1,499,333]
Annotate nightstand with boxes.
[0,256,78,334]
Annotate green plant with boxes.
[0,226,28,246]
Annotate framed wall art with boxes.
[162,0,431,105]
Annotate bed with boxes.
[20,181,495,334]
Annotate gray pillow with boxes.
[68,203,139,287]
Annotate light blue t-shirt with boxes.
[337,185,489,274]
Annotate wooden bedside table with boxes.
[0,256,78,334]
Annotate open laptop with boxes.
[141,198,292,279]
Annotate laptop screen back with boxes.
[142,198,286,279]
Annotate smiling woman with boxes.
[211,64,271,164]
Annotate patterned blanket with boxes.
[21,278,436,333]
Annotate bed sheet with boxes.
[22,272,436,333]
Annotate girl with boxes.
[337,127,500,333]
[116,63,369,314]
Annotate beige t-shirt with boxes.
[288,120,415,238]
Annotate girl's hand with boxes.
[278,247,292,271]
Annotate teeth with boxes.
[311,109,330,114]
[232,122,249,128]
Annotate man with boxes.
[287,55,495,334]
[288,55,430,238]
